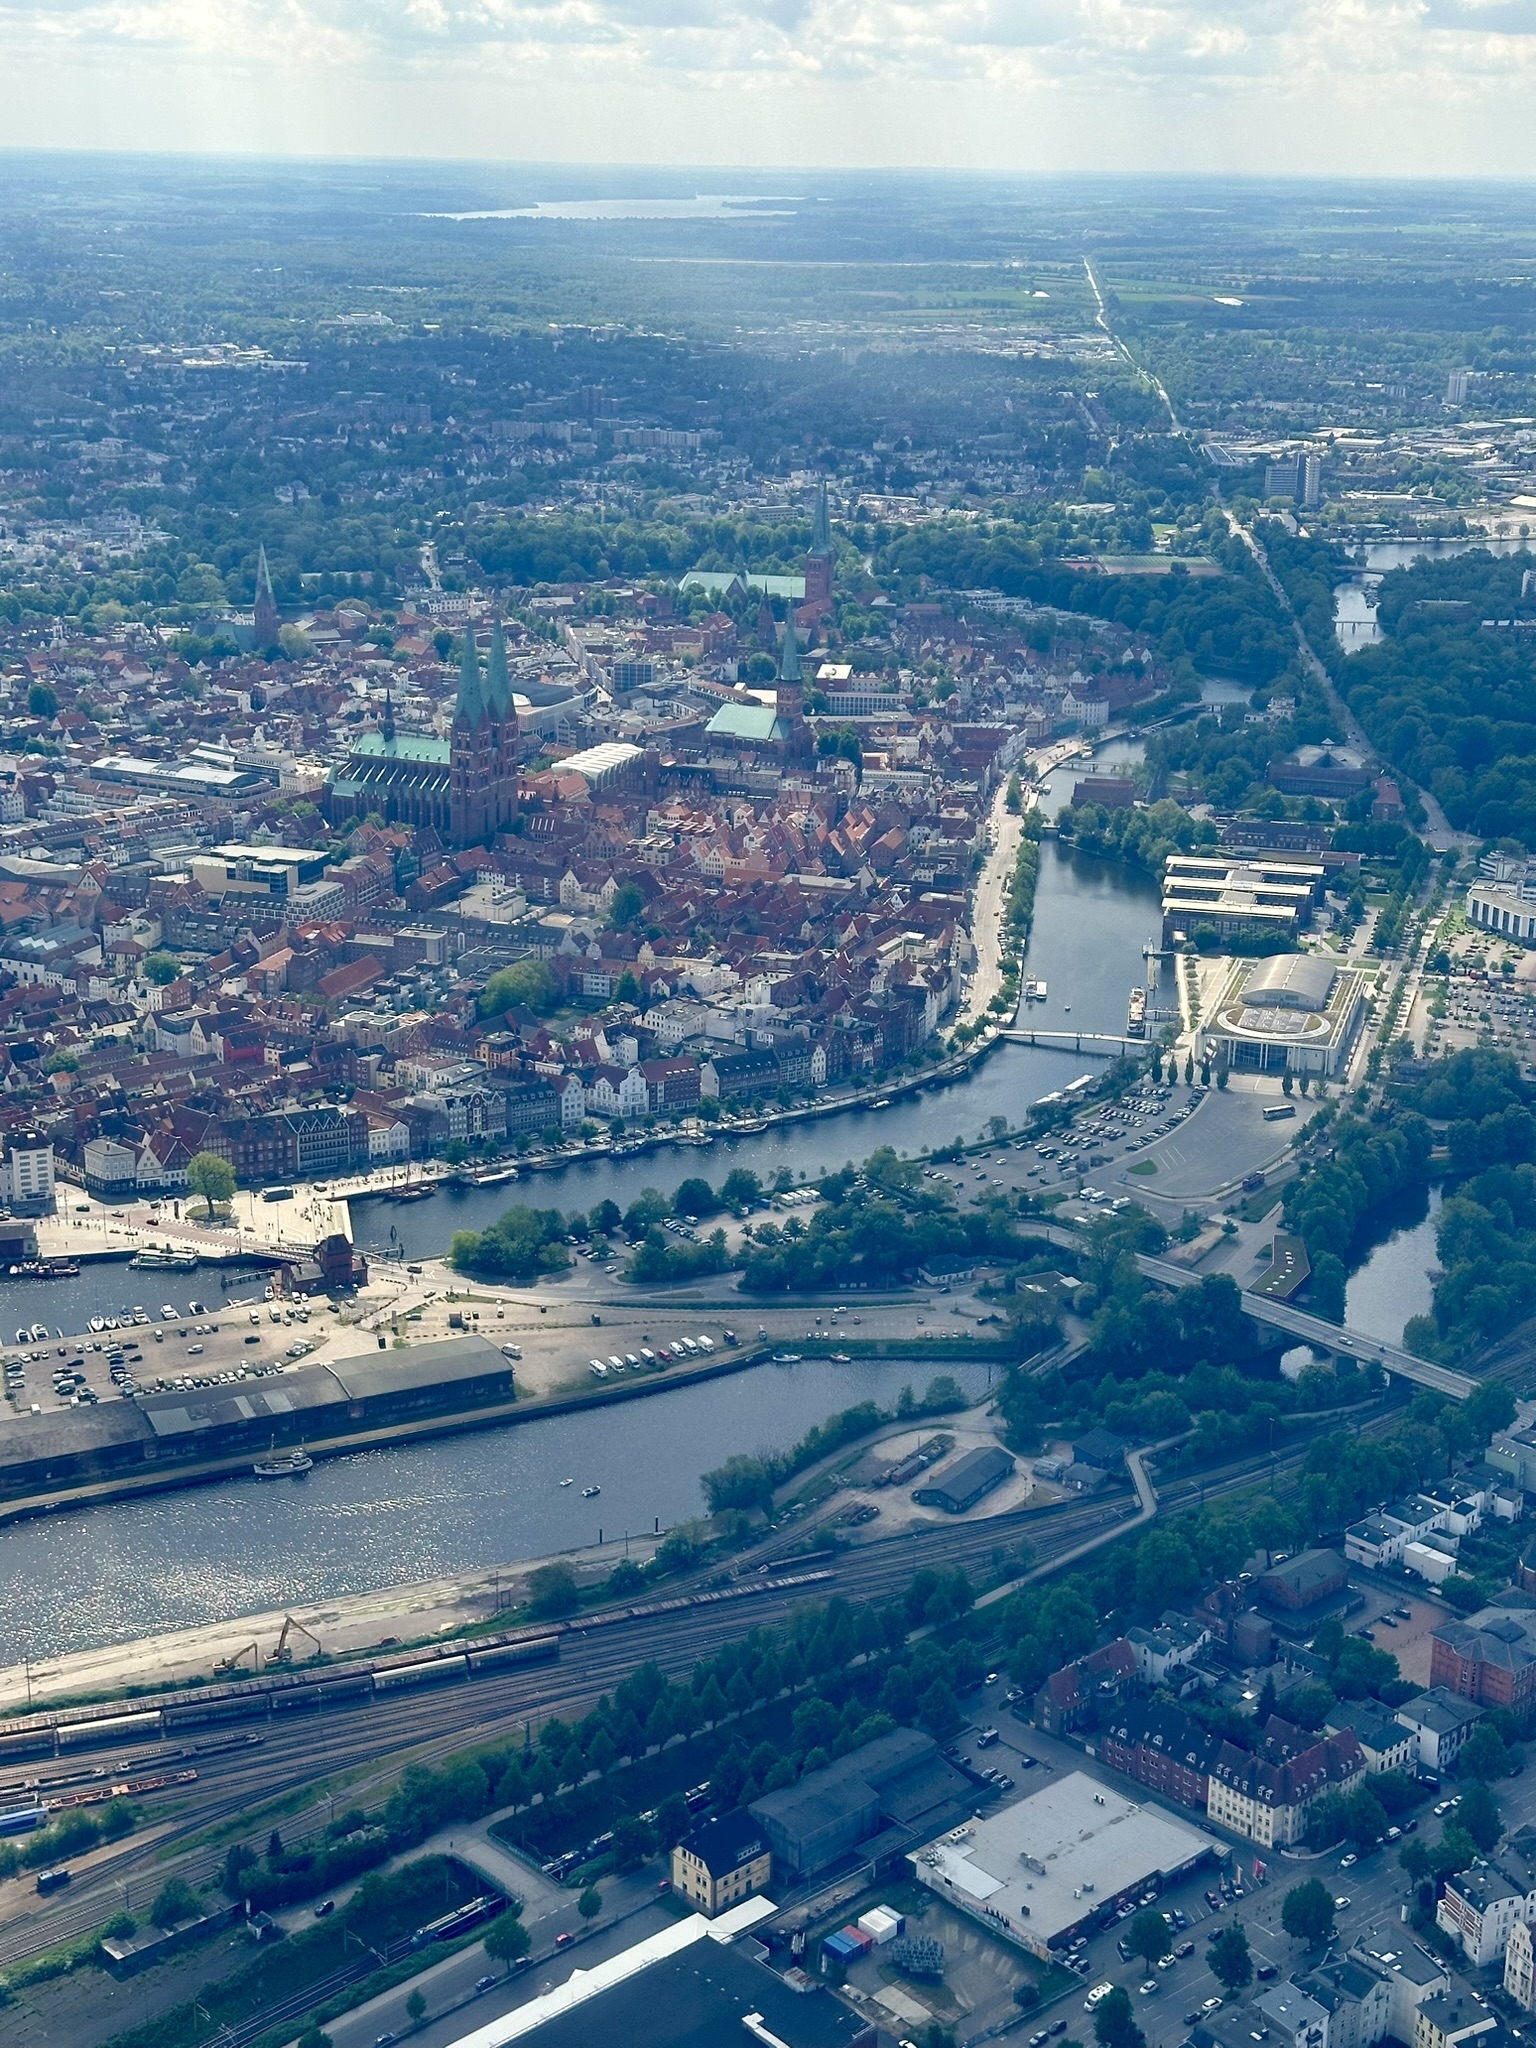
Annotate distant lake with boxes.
[428,197,800,223]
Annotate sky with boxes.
[4,0,1536,175]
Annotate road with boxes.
[958,777,1024,1030]
[1134,1251,1474,1398]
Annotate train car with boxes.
[370,1655,469,1693]
[163,1696,269,1733]
[271,1673,374,1713]
[411,1894,503,1946]
[465,1636,559,1675]
[55,1711,163,1752]
[0,1729,56,1763]
[0,1804,47,1835]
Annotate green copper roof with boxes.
[351,731,451,764]
[706,701,789,742]
[485,619,512,723]
[456,632,486,728]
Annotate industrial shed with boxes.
[913,1444,1015,1513]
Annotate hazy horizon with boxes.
[5,0,1536,182]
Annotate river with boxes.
[1334,536,1533,651]
[0,834,1161,1655]
[1344,1183,1442,1347]
[0,1355,998,1666]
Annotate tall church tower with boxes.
[253,545,279,649]
[803,480,834,606]
[449,632,497,848]
[483,618,519,833]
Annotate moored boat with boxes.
[253,1450,313,1479]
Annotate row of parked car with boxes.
[588,1334,718,1377]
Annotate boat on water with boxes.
[5,1258,79,1278]
[253,1450,313,1479]
[389,1183,436,1203]
[559,1478,574,1487]
[131,1247,199,1271]
[1126,987,1148,1037]
[1024,979,1048,1002]
[581,1484,601,1498]
[870,1098,891,1110]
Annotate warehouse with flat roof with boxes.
[911,1770,1219,1960]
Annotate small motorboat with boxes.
[559,1478,574,1487]
[582,1485,601,1498]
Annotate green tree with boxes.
[1309,1250,1347,1325]
[578,1885,602,1923]
[150,1877,201,1929]
[615,969,641,1005]
[721,1168,763,1210]
[528,1562,580,1617]
[143,949,181,985]
[608,882,646,929]
[674,1176,720,1218]
[187,1150,236,1218]
[1092,1987,1145,2048]
[1126,1907,1172,1969]
[1461,1723,1512,1782]
[1458,1781,1503,1855]
[297,2030,332,2048]
[484,1910,532,1968]
[1345,1786,1389,1851]
[28,681,57,719]
[1281,1879,1335,1947]
[478,959,557,1018]
[917,1679,961,1741]
[406,1989,427,2023]
[1208,1922,1252,1993]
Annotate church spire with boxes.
[778,615,802,684]
[253,542,279,648]
[381,685,395,744]
[485,617,512,723]
[810,478,831,558]
[455,629,485,727]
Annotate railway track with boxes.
[0,1400,1396,1968]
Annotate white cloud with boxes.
[2,0,1536,167]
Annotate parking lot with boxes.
[1,1287,316,1416]
[925,1076,1319,1219]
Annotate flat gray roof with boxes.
[912,1769,1217,1950]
